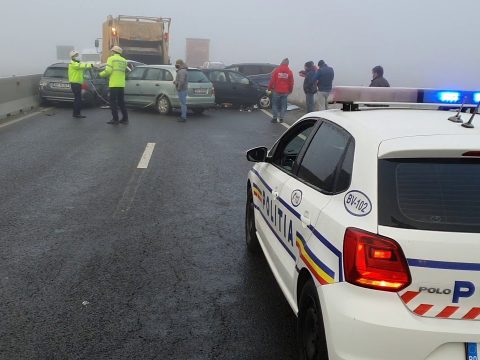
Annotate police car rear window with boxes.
[378,158,480,233]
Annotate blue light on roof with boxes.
[438,91,460,103]
[474,93,480,103]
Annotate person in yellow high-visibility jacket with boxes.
[99,46,128,125]
[68,50,92,118]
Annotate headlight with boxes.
[39,80,48,87]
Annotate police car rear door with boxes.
[281,120,353,291]
[252,119,317,295]
[377,136,480,324]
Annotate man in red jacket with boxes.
[268,58,294,123]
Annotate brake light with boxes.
[343,228,411,292]
[81,82,89,90]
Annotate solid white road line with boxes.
[260,109,290,129]
[137,143,156,169]
[0,107,54,130]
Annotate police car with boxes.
[245,86,480,360]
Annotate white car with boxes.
[245,87,480,360]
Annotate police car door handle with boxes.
[301,215,311,227]
[272,190,279,199]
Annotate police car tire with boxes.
[245,188,260,253]
[297,279,329,360]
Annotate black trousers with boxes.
[71,83,82,116]
[109,88,128,122]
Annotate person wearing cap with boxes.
[302,61,318,113]
[315,60,335,111]
[173,59,188,122]
[369,65,390,87]
[68,50,92,118]
[268,58,294,123]
[99,46,128,125]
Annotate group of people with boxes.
[68,46,189,124]
[68,46,129,124]
[267,58,390,122]
[69,49,391,125]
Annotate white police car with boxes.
[245,87,480,360]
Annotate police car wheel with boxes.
[245,188,260,253]
[157,96,171,115]
[298,280,329,360]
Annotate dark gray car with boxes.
[39,63,108,106]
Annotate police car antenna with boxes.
[461,101,480,128]
[448,96,466,123]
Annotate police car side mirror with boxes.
[246,147,268,162]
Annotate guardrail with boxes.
[0,74,42,120]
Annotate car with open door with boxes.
[203,69,270,109]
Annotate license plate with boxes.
[466,343,478,360]
[193,88,208,95]
[51,83,70,89]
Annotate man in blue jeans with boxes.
[268,58,294,123]
[174,59,188,122]
[301,61,317,113]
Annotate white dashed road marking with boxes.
[137,142,156,169]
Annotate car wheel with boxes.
[259,95,271,109]
[245,187,260,253]
[297,279,329,360]
[193,108,205,115]
[156,96,171,115]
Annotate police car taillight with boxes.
[343,228,411,292]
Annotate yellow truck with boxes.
[101,15,171,64]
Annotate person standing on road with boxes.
[174,59,188,122]
[301,61,317,113]
[99,46,128,125]
[68,50,92,119]
[268,58,294,123]
[369,65,390,87]
[315,60,334,111]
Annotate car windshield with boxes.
[188,70,210,83]
[378,158,480,233]
[44,67,68,79]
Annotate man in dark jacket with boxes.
[369,65,390,87]
[302,61,317,113]
[174,59,189,122]
[315,60,334,110]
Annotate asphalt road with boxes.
[0,105,303,360]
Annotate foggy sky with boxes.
[2,0,480,89]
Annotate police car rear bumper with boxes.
[319,282,479,360]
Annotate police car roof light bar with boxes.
[332,86,480,112]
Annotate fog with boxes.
[2,0,480,89]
